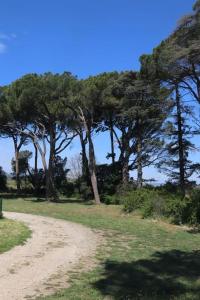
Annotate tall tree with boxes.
[157,85,200,193]
[139,35,198,194]
[130,79,168,188]
[0,85,28,192]
[71,75,108,204]
[104,71,168,187]
[12,150,32,186]
[2,73,77,201]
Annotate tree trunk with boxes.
[46,128,58,202]
[79,131,90,185]
[79,110,101,204]
[109,116,115,165]
[119,149,129,185]
[137,134,143,189]
[41,152,47,172]
[15,148,20,193]
[88,135,101,204]
[34,143,38,174]
[122,155,129,186]
[120,131,130,186]
[12,137,21,193]
[197,81,200,103]
[35,141,48,196]
[33,143,39,195]
[175,84,185,196]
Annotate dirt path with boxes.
[0,212,101,300]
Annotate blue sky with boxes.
[0,0,198,183]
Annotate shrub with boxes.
[78,181,93,201]
[160,182,179,194]
[141,193,166,218]
[120,186,200,226]
[122,188,172,219]
[123,195,137,213]
[97,162,122,196]
[0,198,2,219]
[166,190,200,225]
[123,189,156,213]
[123,187,200,226]
[103,194,121,205]
[188,190,200,225]
[0,167,7,191]
[61,181,75,197]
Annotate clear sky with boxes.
[0,0,198,183]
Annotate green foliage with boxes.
[28,168,46,195]
[166,190,200,225]
[189,190,200,225]
[96,162,122,197]
[60,181,75,197]
[54,156,69,190]
[12,150,32,178]
[78,181,92,201]
[0,219,31,253]
[123,189,163,215]
[123,189,146,212]
[0,166,7,191]
[103,194,120,205]
[141,193,166,218]
[122,187,200,226]
[0,198,2,219]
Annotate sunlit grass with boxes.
[4,197,200,300]
[0,217,31,253]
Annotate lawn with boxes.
[3,196,200,300]
[0,217,31,253]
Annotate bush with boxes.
[122,186,200,226]
[97,162,122,196]
[160,182,179,194]
[103,194,121,205]
[141,193,166,218]
[122,188,188,221]
[123,189,156,213]
[123,189,167,217]
[166,190,200,225]
[76,180,93,201]
[0,198,2,219]
[0,167,7,191]
[61,181,75,197]
[188,190,200,225]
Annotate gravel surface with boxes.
[0,212,101,300]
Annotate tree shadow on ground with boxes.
[186,227,200,234]
[52,198,92,204]
[29,198,47,203]
[29,197,93,205]
[93,250,200,300]
[0,193,91,205]
[1,193,33,199]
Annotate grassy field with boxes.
[0,217,31,253]
[3,196,200,300]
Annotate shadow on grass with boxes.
[30,198,93,204]
[29,198,47,203]
[28,197,93,205]
[1,193,92,205]
[186,227,200,234]
[93,250,200,300]
[1,193,33,199]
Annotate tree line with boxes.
[0,0,199,203]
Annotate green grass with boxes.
[3,196,200,300]
[0,217,31,253]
